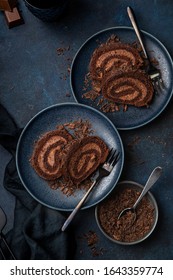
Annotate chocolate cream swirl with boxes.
[102,70,154,107]
[89,42,143,82]
[30,128,73,180]
[63,136,109,184]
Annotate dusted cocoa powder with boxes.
[97,184,156,243]
[79,230,106,257]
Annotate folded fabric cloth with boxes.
[0,104,76,259]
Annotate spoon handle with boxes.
[127,6,148,60]
[133,166,162,209]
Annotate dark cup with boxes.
[24,0,70,22]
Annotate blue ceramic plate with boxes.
[16,103,124,211]
[71,27,173,130]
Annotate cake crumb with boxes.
[78,230,106,257]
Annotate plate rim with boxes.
[16,102,124,211]
[70,26,173,130]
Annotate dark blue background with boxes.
[0,0,173,259]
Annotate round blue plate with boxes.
[71,27,173,130]
[16,103,124,211]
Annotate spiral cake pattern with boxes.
[102,70,154,107]
[89,42,143,84]
[63,136,109,184]
[31,128,73,180]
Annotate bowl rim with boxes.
[24,0,69,10]
[95,180,159,245]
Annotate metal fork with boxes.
[61,148,120,231]
[127,6,164,90]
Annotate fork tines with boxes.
[152,77,164,92]
[107,148,120,166]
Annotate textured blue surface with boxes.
[1,0,173,259]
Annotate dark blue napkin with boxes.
[0,104,76,259]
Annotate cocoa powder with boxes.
[98,185,155,243]
[79,230,106,257]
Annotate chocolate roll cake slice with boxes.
[63,136,109,185]
[102,70,154,107]
[30,127,73,180]
[89,42,144,91]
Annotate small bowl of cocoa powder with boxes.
[95,181,158,245]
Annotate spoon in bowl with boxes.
[118,166,162,224]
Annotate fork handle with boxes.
[61,180,99,232]
[127,6,148,60]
